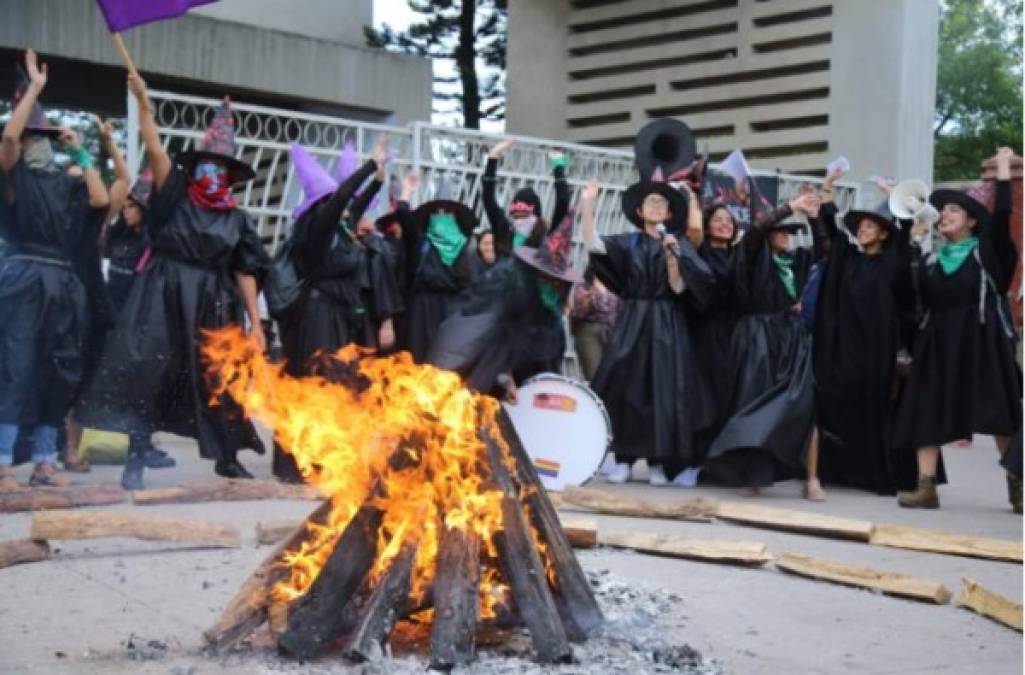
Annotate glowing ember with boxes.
[201,326,522,619]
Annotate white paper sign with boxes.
[826,155,851,176]
[720,149,751,184]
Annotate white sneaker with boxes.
[648,465,668,487]
[672,466,701,488]
[598,453,618,476]
[606,462,632,484]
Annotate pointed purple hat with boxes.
[332,140,385,217]
[290,144,338,220]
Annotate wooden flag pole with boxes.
[110,33,140,76]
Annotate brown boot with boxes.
[1007,473,1023,514]
[897,475,939,509]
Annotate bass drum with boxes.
[502,373,612,491]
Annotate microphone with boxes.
[655,223,680,256]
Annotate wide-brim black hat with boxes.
[929,189,991,228]
[177,149,256,186]
[515,246,583,284]
[412,199,478,237]
[621,181,687,231]
[844,201,898,234]
[634,118,696,181]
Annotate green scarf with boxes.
[772,253,797,300]
[427,213,467,267]
[512,232,529,248]
[937,236,978,275]
[537,278,562,313]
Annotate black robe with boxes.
[483,157,569,256]
[275,162,403,481]
[397,202,480,362]
[689,244,740,467]
[813,203,915,494]
[893,180,1021,466]
[590,230,713,468]
[0,159,100,429]
[76,168,270,461]
[705,207,816,487]
[104,215,150,311]
[427,257,566,394]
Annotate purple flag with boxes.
[96,0,219,32]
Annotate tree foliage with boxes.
[365,0,507,129]
[934,0,1023,179]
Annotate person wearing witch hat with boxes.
[580,177,714,487]
[75,72,269,490]
[0,50,111,489]
[893,147,1022,511]
[811,169,918,496]
[394,173,481,362]
[104,168,153,312]
[483,139,570,257]
[428,210,581,397]
[273,137,402,483]
[702,190,823,496]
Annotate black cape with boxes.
[705,207,816,487]
[76,168,270,461]
[0,159,101,429]
[427,257,566,393]
[893,180,1021,469]
[104,215,150,311]
[590,230,714,468]
[813,203,918,494]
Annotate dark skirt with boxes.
[404,289,463,363]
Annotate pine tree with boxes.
[365,0,507,129]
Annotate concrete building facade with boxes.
[507,0,939,183]
[0,0,431,123]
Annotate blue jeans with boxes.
[0,423,58,466]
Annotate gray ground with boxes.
[0,432,1021,674]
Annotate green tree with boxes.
[365,0,507,129]
[934,0,1023,180]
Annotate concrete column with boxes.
[505,0,570,138]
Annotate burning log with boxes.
[30,510,240,549]
[277,503,383,659]
[345,542,419,661]
[0,539,50,569]
[429,526,481,669]
[0,483,125,513]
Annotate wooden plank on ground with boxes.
[0,539,50,569]
[562,486,717,522]
[716,501,874,542]
[869,524,1022,563]
[955,577,1023,631]
[775,552,951,604]
[559,516,597,549]
[132,478,320,505]
[599,531,772,566]
[30,510,241,548]
[255,520,297,546]
[0,483,126,513]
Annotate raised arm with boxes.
[680,181,703,248]
[1,49,47,175]
[58,127,109,210]
[397,172,421,286]
[348,152,387,224]
[127,72,172,190]
[579,181,605,255]
[96,116,130,219]
[483,139,513,243]
[306,136,388,250]
[988,147,1017,291]
[549,150,570,230]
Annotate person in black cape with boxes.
[428,211,581,397]
[703,191,822,495]
[76,72,270,489]
[894,147,1022,511]
[580,179,714,487]
[483,138,570,256]
[398,173,481,362]
[0,50,110,489]
[273,137,402,482]
[104,170,152,312]
[812,172,917,496]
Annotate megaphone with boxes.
[889,179,939,225]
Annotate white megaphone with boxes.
[889,179,939,225]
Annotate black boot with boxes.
[215,456,254,479]
[121,434,148,490]
[144,442,176,469]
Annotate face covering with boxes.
[427,212,467,267]
[23,135,55,172]
[937,236,978,275]
[772,252,797,300]
[187,160,236,211]
[511,215,538,247]
[537,277,563,313]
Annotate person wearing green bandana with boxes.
[703,191,823,496]
[894,147,1021,512]
[390,174,481,362]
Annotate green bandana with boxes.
[772,253,797,299]
[512,232,529,248]
[937,236,978,275]
[538,279,562,313]
[427,213,467,267]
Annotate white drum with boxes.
[502,373,612,491]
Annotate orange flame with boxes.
[201,327,520,618]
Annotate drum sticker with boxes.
[533,457,561,478]
[532,393,577,413]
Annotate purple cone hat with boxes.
[178,96,255,184]
[332,140,385,216]
[290,144,338,220]
[514,209,583,284]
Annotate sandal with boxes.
[29,463,70,488]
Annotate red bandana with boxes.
[187,173,237,211]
